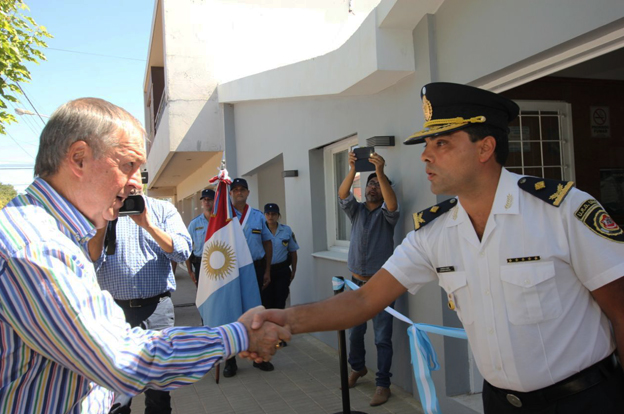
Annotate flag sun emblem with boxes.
[202,240,236,280]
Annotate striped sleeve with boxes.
[0,241,248,396]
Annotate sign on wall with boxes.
[590,106,610,138]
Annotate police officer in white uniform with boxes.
[248,82,624,414]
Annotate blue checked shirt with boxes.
[0,178,248,414]
[236,206,272,261]
[95,196,192,300]
[269,223,299,264]
[340,192,400,276]
[188,213,209,257]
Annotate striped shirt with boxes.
[0,178,248,414]
[95,196,191,300]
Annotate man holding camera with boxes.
[92,188,192,413]
[337,151,399,406]
[186,188,215,286]
[0,98,288,414]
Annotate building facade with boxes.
[144,1,624,411]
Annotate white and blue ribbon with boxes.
[333,277,468,414]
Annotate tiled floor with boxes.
[131,266,424,414]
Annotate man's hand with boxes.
[129,206,152,229]
[188,270,197,285]
[369,153,386,174]
[262,271,271,291]
[238,306,291,363]
[348,151,357,168]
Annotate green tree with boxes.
[0,181,17,208]
[0,0,51,134]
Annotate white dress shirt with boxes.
[384,168,624,392]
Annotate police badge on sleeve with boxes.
[575,199,624,243]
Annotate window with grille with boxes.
[506,101,575,181]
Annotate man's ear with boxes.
[478,136,497,163]
[66,140,90,178]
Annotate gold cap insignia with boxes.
[422,95,433,122]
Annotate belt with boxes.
[488,353,619,408]
[115,291,171,308]
[271,260,290,270]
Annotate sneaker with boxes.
[370,386,391,406]
[223,358,238,378]
[347,367,368,388]
[253,361,275,371]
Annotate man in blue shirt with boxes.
[338,151,399,406]
[92,189,192,414]
[228,177,274,374]
[186,188,215,286]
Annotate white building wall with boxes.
[219,0,624,411]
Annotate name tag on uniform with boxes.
[194,226,205,231]
[506,256,540,263]
[252,229,262,234]
[436,266,455,273]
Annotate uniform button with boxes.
[485,289,490,295]
[524,279,530,286]
[496,365,501,370]
[479,251,485,257]
[488,328,494,335]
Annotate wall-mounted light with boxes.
[282,170,299,178]
[366,136,395,147]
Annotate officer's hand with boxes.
[238,306,291,363]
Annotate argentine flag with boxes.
[196,172,261,326]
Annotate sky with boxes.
[0,0,155,193]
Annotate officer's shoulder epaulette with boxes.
[517,176,574,207]
[412,198,457,231]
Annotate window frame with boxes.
[323,135,359,252]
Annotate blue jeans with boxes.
[348,278,394,388]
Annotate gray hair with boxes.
[34,97,146,178]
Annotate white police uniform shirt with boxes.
[383,168,624,392]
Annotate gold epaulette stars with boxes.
[412,198,457,231]
[518,177,575,208]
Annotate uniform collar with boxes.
[445,168,519,229]
[490,168,520,216]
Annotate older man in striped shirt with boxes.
[0,98,289,414]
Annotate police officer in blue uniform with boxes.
[185,188,214,286]
[262,203,299,310]
[227,177,274,375]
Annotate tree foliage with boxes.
[0,181,17,208]
[0,0,51,134]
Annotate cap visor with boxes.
[404,123,471,145]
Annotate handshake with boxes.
[237,306,290,363]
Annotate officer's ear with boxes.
[478,136,497,164]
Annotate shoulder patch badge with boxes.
[575,199,624,243]
[518,176,574,207]
[413,198,457,231]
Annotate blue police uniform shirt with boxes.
[235,206,272,261]
[269,223,299,264]
[188,213,209,257]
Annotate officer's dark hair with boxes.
[463,124,509,166]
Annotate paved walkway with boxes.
[132,265,424,414]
